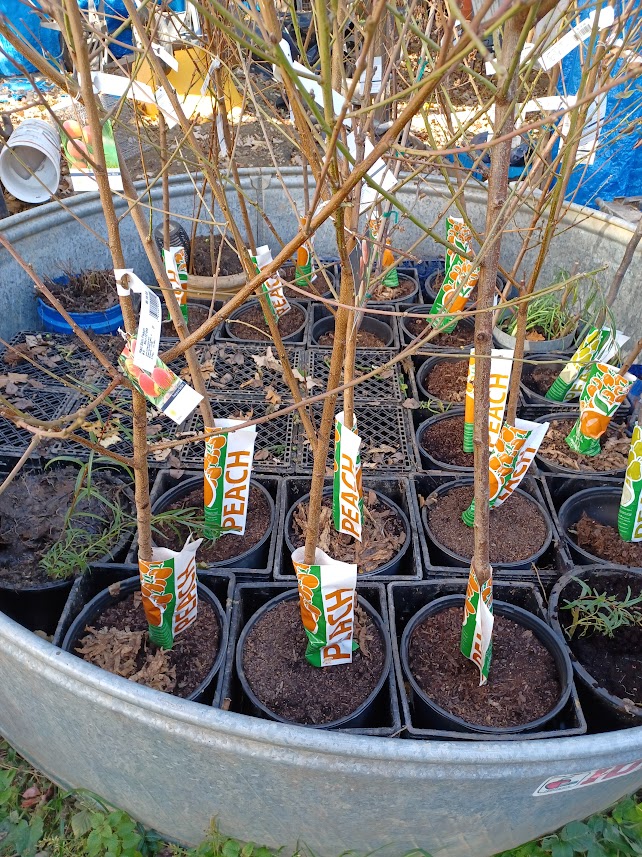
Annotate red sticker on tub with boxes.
[534,760,642,795]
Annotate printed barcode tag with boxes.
[113,269,162,372]
[539,7,615,70]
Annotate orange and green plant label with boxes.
[463,348,514,453]
[429,217,479,332]
[495,418,549,507]
[292,547,358,668]
[295,216,314,287]
[460,568,494,685]
[204,420,256,539]
[252,244,291,321]
[333,411,363,541]
[546,327,630,402]
[463,351,476,452]
[619,425,642,542]
[162,245,189,322]
[138,537,200,650]
[566,363,633,456]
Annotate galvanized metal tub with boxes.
[2,171,642,856]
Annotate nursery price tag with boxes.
[204,420,257,538]
[114,269,161,372]
[538,7,615,71]
[333,411,363,542]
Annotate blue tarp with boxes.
[0,1,63,76]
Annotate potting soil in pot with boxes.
[424,359,468,402]
[560,573,642,705]
[524,364,564,398]
[161,304,211,336]
[191,235,243,277]
[229,304,305,341]
[290,493,406,574]
[538,419,630,471]
[574,513,642,566]
[0,468,132,587]
[405,315,474,348]
[75,590,220,697]
[242,599,385,724]
[409,606,561,727]
[318,329,387,348]
[419,415,474,468]
[370,275,416,301]
[427,485,547,563]
[153,484,270,563]
[44,270,116,312]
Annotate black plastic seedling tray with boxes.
[388,578,586,740]
[216,580,402,736]
[304,348,406,404]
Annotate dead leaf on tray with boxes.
[7,373,29,383]
[81,417,122,448]
[368,445,397,455]
[252,347,282,373]
[265,386,282,406]
[292,367,320,391]
[153,448,173,462]
[403,397,420,409]
[253,449,271,461]
[76,626,176,692]
[12,397,34,410]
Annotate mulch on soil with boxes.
[404,314,474,347]
[574,513,642,566]
[75,589,220,698]
[423,359,468,402]
[228,303,305,341]
[242,598,385,724]
[369,275,416,302]
[419,414,473,468]
[538,419,630,472]
[191,235,243,277]
[523,363,565,398]
[317,329,387,348]
[426,485,548,563]
[43,270,117,312]
[409,606,561,728]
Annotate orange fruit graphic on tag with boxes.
[580,410,609,439]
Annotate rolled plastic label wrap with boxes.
[460,568,494,685]
[204,420,257,539]
[463,348,514,453]
[162,245,189,322]
[295,216,314,287]
[139,537,201,650]
[292,547,358,668]
[565,363,633,456]
[494,418,549,507]
[251,244,291,320]
[462,423,531,526]
[428,217,479,332]
[618,425,642,542]
[333,411,363,541]
[546,327,629,402]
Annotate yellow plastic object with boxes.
[137,47,242,120]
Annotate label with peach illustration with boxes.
[619,425,642,542]
[162,245,189,322]
[333,411,363,542]
[295,216,315,287]
[292,547,358,668]
[495,418,549,507]
[566,362,633,456]
[460,567,494,685]
[546,327,630,402]
[428,217,479,332]
[463,348,514,452]
[251,244,291,321]
[62,116,122,192]
[463,351,476,452]
[138,536,201,650]
[204,420,256,539]
[119,337,203,424]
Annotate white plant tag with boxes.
[251,245,291,320]
[333,411,363,542]
[113,269,161,372]
[151,42,179,72]
[539,7,615,71]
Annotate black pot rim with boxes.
[415,407,473,473]
[400,310,474,348]
[421,478,553,568]
[549,567,642,718]
[558,487,631,566]
[311,315,394,347]
[224,300,307,342]
[151,475,275,567]
[401,594,573,734]
[364,272,420,304]
[62,575,228,701]
[283,486,411,577]
[416,355,469,406]
[235,589,392,729]
[519,354,575,405]
[534,411,627,477]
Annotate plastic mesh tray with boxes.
[305,349,405,402]
[177,400,296,473]
[0,387,77,459]
[296,403,414,473]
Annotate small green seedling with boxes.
[562,578,642,638]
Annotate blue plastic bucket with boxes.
[37,276,123,334]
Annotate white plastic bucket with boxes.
[0,119,61,203]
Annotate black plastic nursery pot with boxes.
[416,354,469,409]
[533,411,630,478]
[281,482,413,579]
[138,471,280,576]
[415,407,473,473]
[274,476,423,585]
[61,575,228,705]
[413,474,564,578]
[219,583,398,734]
[366,269,421,305]
[549,566,642,728]
[224,300,308,344]
[399,593,574,736]
[520,354,571,406]
[311,314,395,349]
[398,305,475,351]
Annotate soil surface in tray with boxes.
[423,359,468,402]
[426,485,548,563]
[228,304,305,341]
[574,513,642,566]
[0,467,132,587]
[404,314,474,348]
[191,235,243,277]
[524,364,565,398]
[242,599,385,724]
[419,414,473,468]
[290,493,407,574]
[161,303,211,337]
[153,484,271,563]
[369,274,416,302]
[561,573,642,705]
[44,269,117,312]
[75,589,219,698]
[317,328,387,348]
[538,419,630,472]
[409,606,561,728]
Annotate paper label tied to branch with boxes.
[460,568,494,685]
[251,245,291,321]
[114,269,162,373]
[162,246,189,321]
[204,420,257,539]
[538,7,615,71]
[333,411,364,542]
